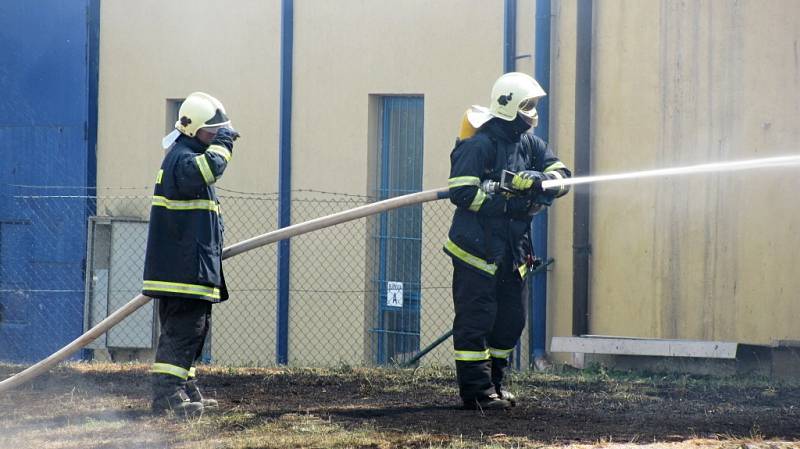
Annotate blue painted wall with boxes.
[0,0,98,362]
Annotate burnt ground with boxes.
[1,363,799,447]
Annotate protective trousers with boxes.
[151,297,212,399]
[452,261,526,402]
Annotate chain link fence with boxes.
[0,186,536,369]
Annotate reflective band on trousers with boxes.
[207,144,231,162]
[194,154,216,185]
[143,280,221,300]
[444,239,497,275]
[448,176,480,188]
[151,362,190,380]
[454,349,490,361]
[468,189,486,212]
[489,347,514,359]
[151,195,219,213]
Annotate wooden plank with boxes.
[550,336,738,359]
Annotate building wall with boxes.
[97,0,800,366]
[547,0,800,350]
[288,0,505,365]
[98,0,513,365]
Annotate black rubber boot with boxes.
[152,390,204,417]
[495,387,517,407]
[462,393,511,411]
[186,379,219,409]
[152,374,204,417]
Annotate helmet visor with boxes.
[518,97,539,113]
[203,108,230,127]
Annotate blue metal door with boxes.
[373,96,424,364]
[0,1,98,361]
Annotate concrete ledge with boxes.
[550,335,738,359]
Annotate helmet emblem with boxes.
[497,92,513,106]
[180,116,192,127]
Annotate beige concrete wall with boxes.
[289,0,506,365]
[546,0,579,361]
[547,0,800,349]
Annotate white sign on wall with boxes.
[386,281,403,308]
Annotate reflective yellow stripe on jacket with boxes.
[143,280,221,300]
[152,196,219,213]
[543,162,568,196]
[448,176,480,189]
[207,144,232,162]
[151,362,190,380]
[194,154,216,184]
[444,239,497,275]
[468,189,486,212]
[543,161,568,173]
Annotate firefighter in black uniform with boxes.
[444,73,571,410]
[144,92,239,415]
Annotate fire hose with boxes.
[0,187,449,394]
[3,154,798,393]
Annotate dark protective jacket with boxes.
[443,119,571,278]
[142,134,232,302]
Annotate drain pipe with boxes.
[530,0,551,364]
[504,0,517,73]
[572,0,593,336]
[504,0,522,369]
[276,0,294,364]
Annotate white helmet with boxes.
[176,92,230,137]
[488,72,546,126]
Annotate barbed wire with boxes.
[6,184,382,202]
[6,184,150,190]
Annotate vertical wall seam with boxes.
[572,0,593,336]
[86,0,99,198]
[504,0,522,369]
[531,0,551,362]
[276,0,294,365]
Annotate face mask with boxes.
[494,114,532,138]
[511,114,533,134]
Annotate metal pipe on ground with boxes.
[401,258,554,368]
[0,187,449,394]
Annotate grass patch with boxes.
[1,363,799,448]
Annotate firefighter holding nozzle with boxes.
[143,92,239,416]
[444,73,571,410]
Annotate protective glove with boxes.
[541,171,568,196]
[511,170,546,191]
[211,127,240,151]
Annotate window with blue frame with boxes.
[371,96,424,365]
